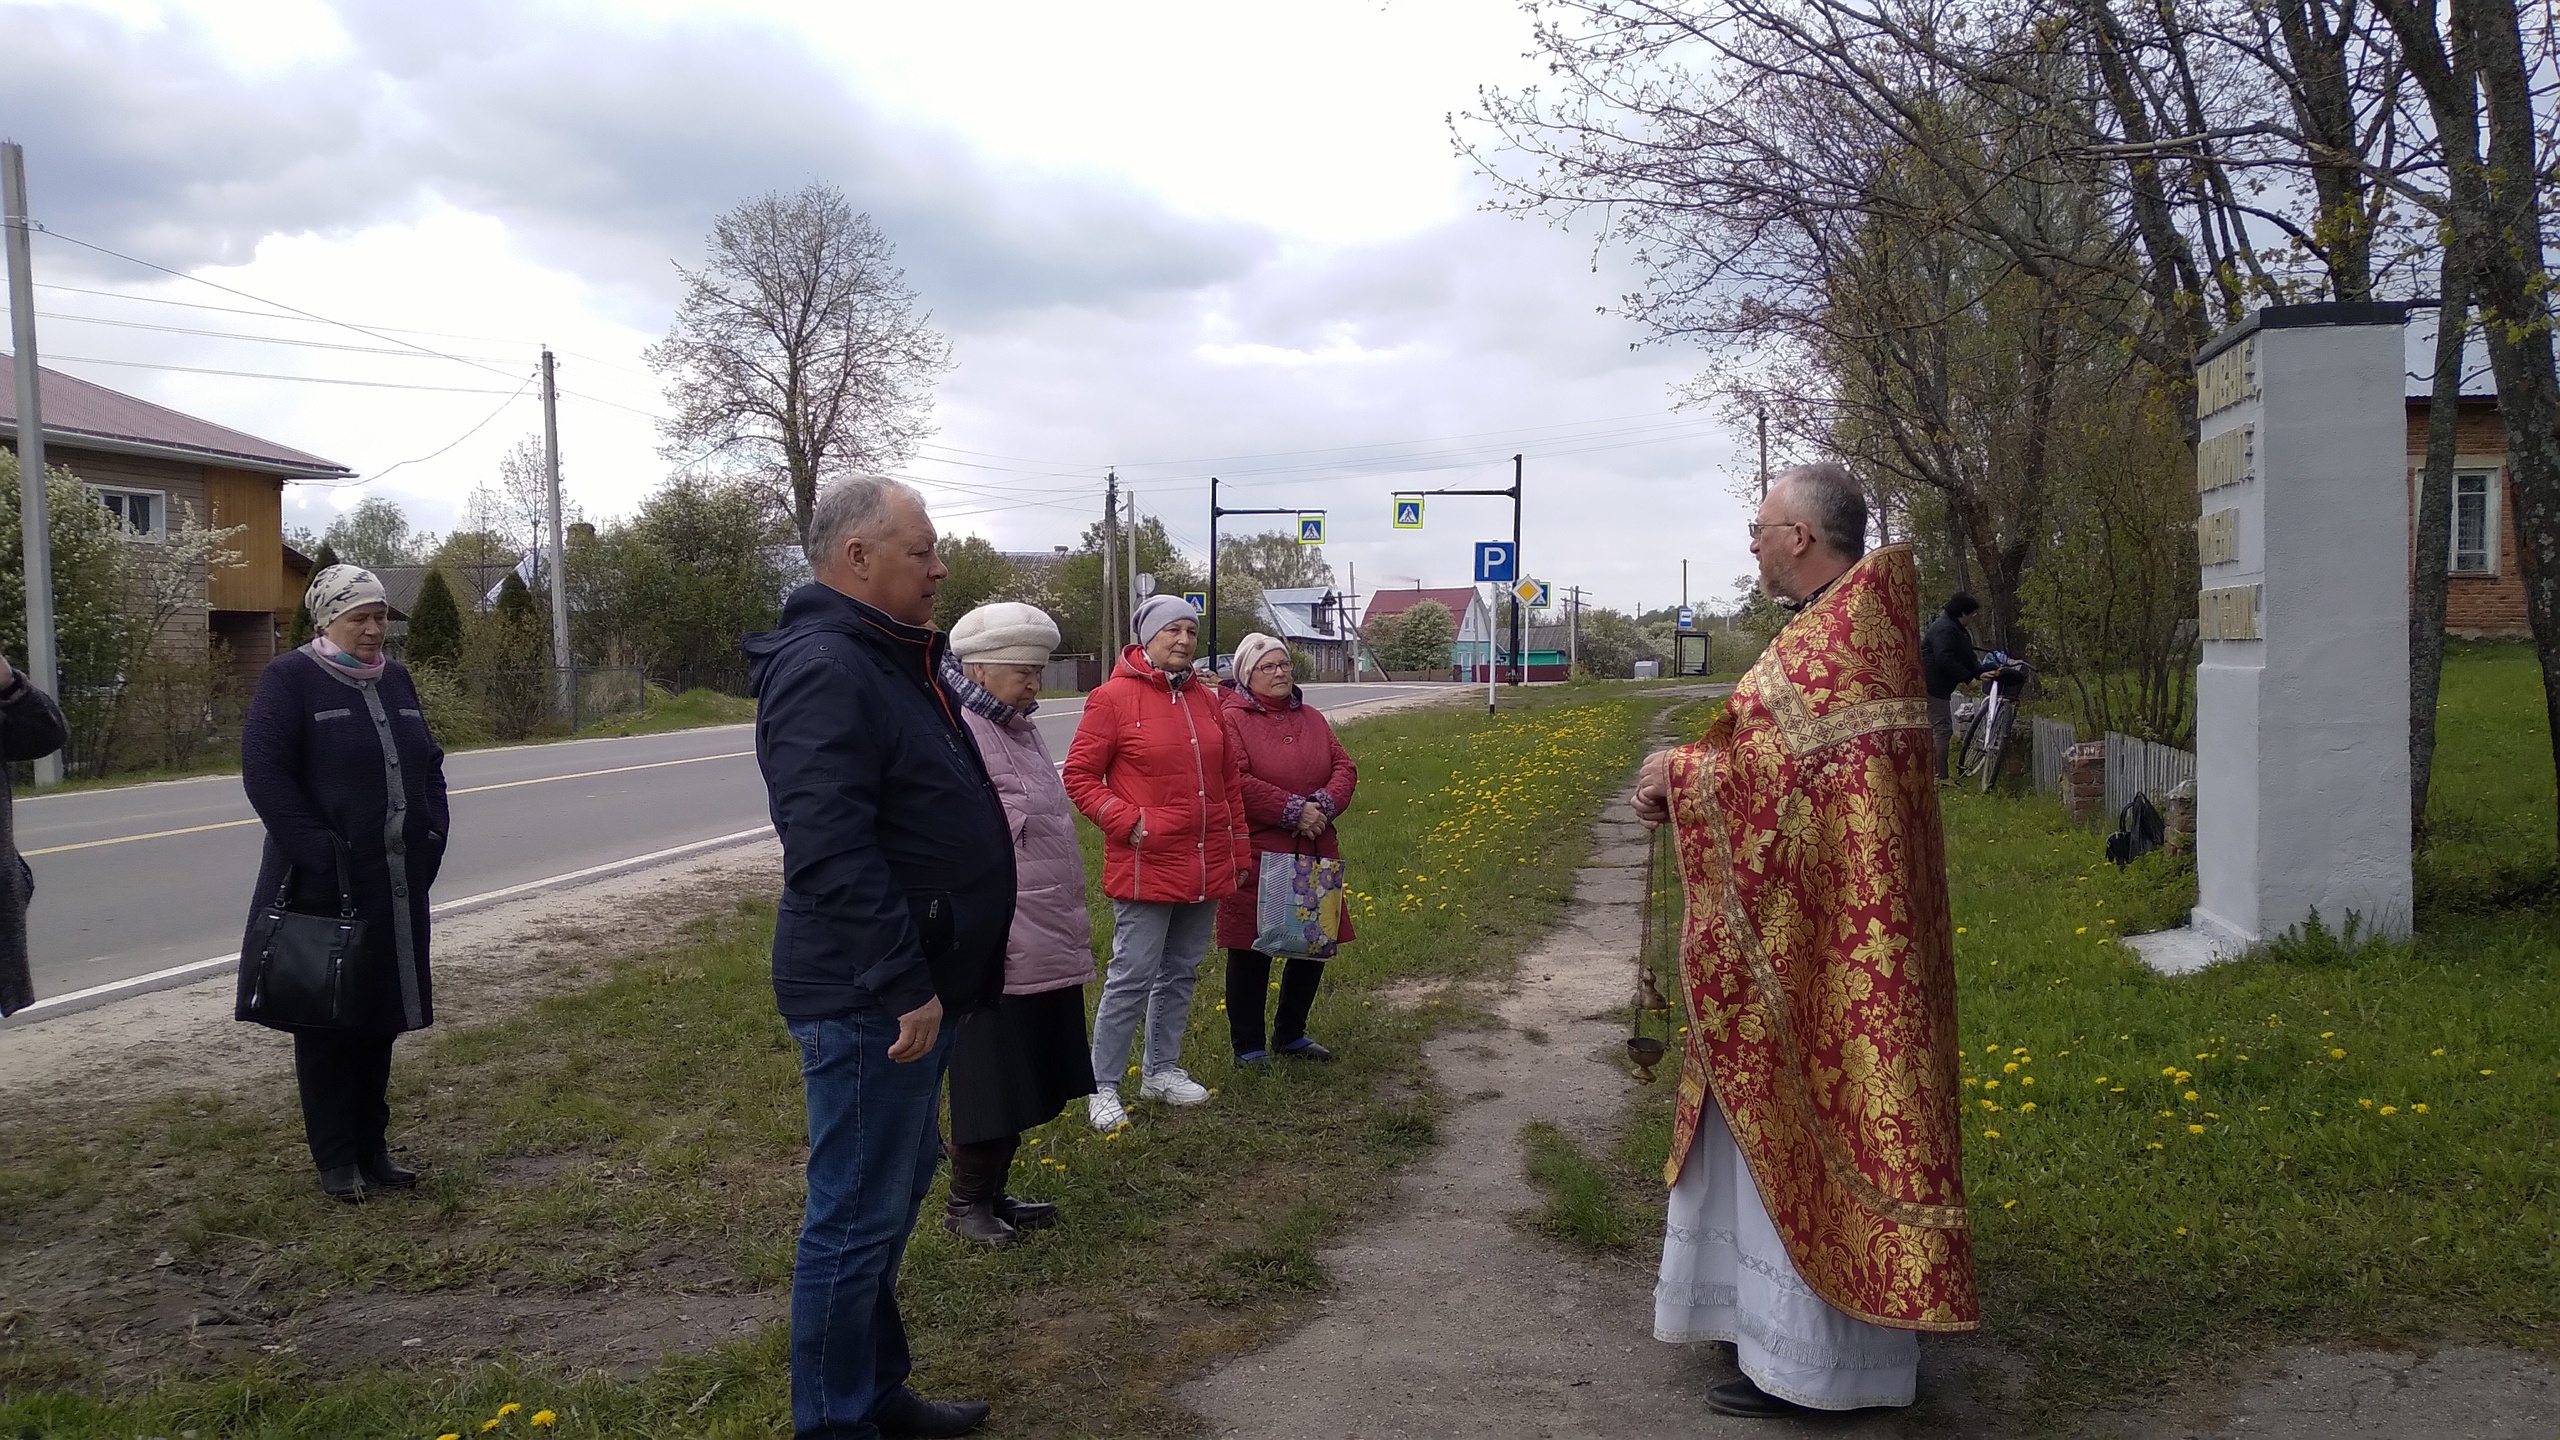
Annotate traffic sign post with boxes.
[1393,497,1424,529]
[1397,455,1526,709]
[1298,514,1326,545]
[1208,475,1325,661]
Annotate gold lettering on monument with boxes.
[2197,509,2239,566]
[2199,335,2257,417]
[2199,584,2261,641]
[2196,425,2254,493]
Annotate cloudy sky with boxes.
[2,0,1760,620]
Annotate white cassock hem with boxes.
[1652,1103,1919,1411]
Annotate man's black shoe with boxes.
[994,1194,1059,1230]
[1705,1376,1813,1418]
[1278,1039,1335,1062]
[360,1151,420,1188]
[872,1387,990,1437]
[317,1164,368,1203]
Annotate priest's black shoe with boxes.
[871,1386,990,1437]
[942,1200,1015,1248]
[1278,1039,1335,1062]
[1705,1377,1814,1418]
[994,1194,1058,1230]
[360,1151,420,1188]
[317,1165,368,1203]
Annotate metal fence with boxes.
[2030,716,2078,795]
[2104,731,2196,826]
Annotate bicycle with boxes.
[1951,651,2031,794]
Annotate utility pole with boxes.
[539,348,573,725]
[1126,488,1141,632]
[3,143,60,786]
[1509,453,1523,687]
[1346,561,1360,679]
[1568,585,1581,675]
[1757,406,1770,500]
[1102,471,1120,652]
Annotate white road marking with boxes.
[13,823,775,1017]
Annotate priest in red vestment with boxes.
[1634,462,1979,1419]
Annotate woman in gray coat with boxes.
[938,602,1097,1246]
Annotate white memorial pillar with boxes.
[2189,303,2413,956]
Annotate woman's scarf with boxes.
[941,652,1032,724]
[312,634,388,682]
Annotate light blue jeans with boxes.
[1090,898,1218,1089]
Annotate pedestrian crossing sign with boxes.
[1393,497,1424,529]
[1183,591,1209,612]
[1298,514,1326,545]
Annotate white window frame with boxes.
[88,485,167,539]
[2445,460,2503,577]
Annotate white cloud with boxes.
[2,0,1762,619]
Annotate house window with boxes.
[2452,470,2497,575]
[91,486,163,536]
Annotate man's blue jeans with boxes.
[787,1006,955,1439]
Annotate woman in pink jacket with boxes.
[1063,595,1252,1130]
[1216,634,1357,1064]
[939,603,1097,1246]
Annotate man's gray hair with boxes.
[1777,461,1868,560]
[806,475,925,566]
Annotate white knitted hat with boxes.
[1231,633,1289,683]
[949,601,1060,666]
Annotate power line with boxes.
[38,352,526,394]
[356,377,539,487]
[17,307,520,362]
[32,279,534,345]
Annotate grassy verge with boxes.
[571,687,756,740]
[0,687,1666,1438]
[1583,645,2558,1422]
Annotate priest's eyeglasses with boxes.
[1745,520,1814,541]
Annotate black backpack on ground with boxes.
[2107,793,2164,868]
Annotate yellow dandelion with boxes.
[2380,1105,2398,1116]
[2183,1090,2200,1102]
[1981,1100,2001,1112]
[2359,1098,2374,1109]
[532,1415,558,1430]
[2480,1069,2497,1076]
[1985,1079,2000,1090]
[2020,1102,2037,1113]
[497,1407,522,1420]
[2003,1062,2019,1074]
[2075,926,2087,934]
[2002,1198,2018,1209]
[2161,1066,2178,1076]
[2145,1142,2163,1151]
[482,1422,503,1434]
[1982,1129,2001,1139]
[2330,1048,2346,1060]
[2431,1047,2445,1057]
[2175,1226,2188,1236]
[2413,1103,2429,1114]
[2094,1076,2110,1085]
[2188,1124,2205,1134]
[1957,926,1968,934]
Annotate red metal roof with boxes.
[1360,586,1481,629]
[0,356,353,479]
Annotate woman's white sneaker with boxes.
[1138,1067,1211,1105]
[1088,1088,1130,1131]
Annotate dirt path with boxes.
[1179,774,2560,1439]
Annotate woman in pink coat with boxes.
[939,603,1097,1247]
[1216,633,1357,1064]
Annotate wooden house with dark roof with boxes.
[0,358,353,681]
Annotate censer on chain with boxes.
[1626,823,1679,1082]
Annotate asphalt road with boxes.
[8,680,1439,1023]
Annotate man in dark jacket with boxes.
[1921,592,1999,779]
[744,476,1014,1440]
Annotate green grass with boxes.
[0,687,1666,1438]
[1520,1121,1646,1253]
[573,686,757,739]
[1591,643,2560,1421]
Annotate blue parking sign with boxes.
[1473,542,1515,582]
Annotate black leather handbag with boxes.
[240,841,370,1031]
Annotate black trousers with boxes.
[946,1133,1020,1208]
[1225,949,1325,1057]
[293,1031,395,1171]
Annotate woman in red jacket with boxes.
[1062,595,1252,1130]
[1216,634,1358,1064]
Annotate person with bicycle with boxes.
[1921,592,2003,782]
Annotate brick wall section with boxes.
[2407,398,2529,639]
[2062,742,2107,824]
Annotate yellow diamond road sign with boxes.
[1512,578,1549,608]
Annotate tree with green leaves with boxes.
[933,535,1019,632]
[1369,600,1455,674]
[322,495,428,568]
[405,568,464,670]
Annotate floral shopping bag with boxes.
[1253,849,1346,960]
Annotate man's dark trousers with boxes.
[788,1004,956,1439]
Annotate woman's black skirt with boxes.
[948,985,1095,1145]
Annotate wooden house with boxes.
[0,359,353,682]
